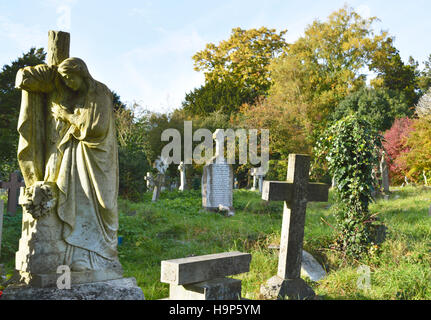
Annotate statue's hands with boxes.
[52,104,72,122]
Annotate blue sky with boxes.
[1,0,431,113]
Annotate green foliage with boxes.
[264,160,288,181]
[182,78,257,116]
[0,47,46,179]
[403,116,431,183]
[115,105,150,201]
[369,43,420,107]
[268,5,409,145]
[2,187,431,299]
[333,87,413,132]
[316,114,383,257]
[193,27,287,98]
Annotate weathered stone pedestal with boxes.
[260,276,315,300]
[1,277,145,300]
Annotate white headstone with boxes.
[178,162,186,191]
[144,172,154,192]
[202,130,234,212]
[251,167,265,193]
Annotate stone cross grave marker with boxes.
[0,172,25,215]
[178,161,186,191]
[0,200,4,257]
[260,154,329,300]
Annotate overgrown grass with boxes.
[0,186,430,299]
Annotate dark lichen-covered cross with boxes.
[260,154,329,300]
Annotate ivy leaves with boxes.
[316,114,383,257]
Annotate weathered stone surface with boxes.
[17,269,123,288]
[300,250,326,282]
[13,30,123,283]
[169,277,241,300]
[202,163,233,210]
[161,251,251,285]
[262,181,329,202]
[1,277,145,300]
[202,129,234,211]
[260,275,315,300]
[260,154,328,300]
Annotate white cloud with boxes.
[116,28,207,112]
[0,16,45,51]
[356,4,371,19]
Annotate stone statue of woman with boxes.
[15,57,122,282]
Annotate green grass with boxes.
[1,186,430,300]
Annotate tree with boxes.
[115,104,150,201]
[333,87,413,132]
[403,116,431,183]
[112,91,127,111]
[182,78,256,116]
[268,6,407,143]
[415,87,431,118]
[193,27,287,99]
[315,114,383,258]
[0,48,46,179]
[415,54,431,95]
[369,41,419,107]
[382,117,415,185]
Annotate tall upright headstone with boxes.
[178,162,186,191]
[202,129,234,212]
[250,169,258,191]
[0,171,25,215]
[260,154,329,300]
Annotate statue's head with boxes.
[58,57,93,91]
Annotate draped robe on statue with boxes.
[16,64,120,270]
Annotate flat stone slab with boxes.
[1,277,145,300]
[300,250,326,282]
[161,251,251,285]
[169,277,242,300]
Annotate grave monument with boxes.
[201,129,234,212]
[2,31,144,300]
[260,154,329,300]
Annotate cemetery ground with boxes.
[0,186,430,300]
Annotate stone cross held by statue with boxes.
[260,154,329,300]
[0,172,26,215]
